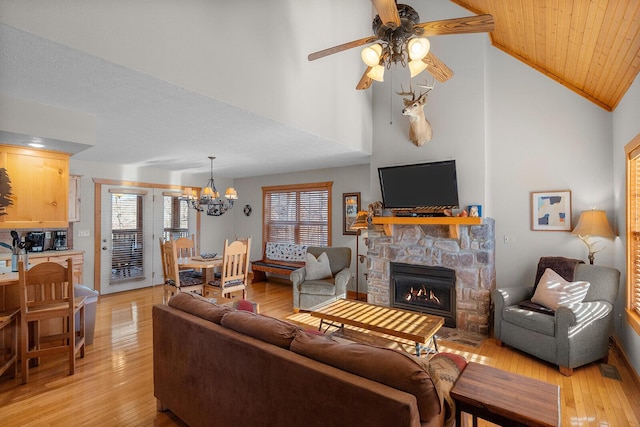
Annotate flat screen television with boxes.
[378,160,459,211]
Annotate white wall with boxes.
[486,48,613,286]
[612,74,640,376]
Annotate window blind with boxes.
[263,182,332,247]
[629,146,640,317]
[111,193,143,280]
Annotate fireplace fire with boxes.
[390,263,456,328]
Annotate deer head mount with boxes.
[397,81,434,147]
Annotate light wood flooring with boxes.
[0,281,639,426]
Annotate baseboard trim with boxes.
[346,291,368,302]
[611,335,640,389]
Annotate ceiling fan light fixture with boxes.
[367,64,385,82]
[409,59,429,77]
[407,37,430,61]
[361,43,383,67]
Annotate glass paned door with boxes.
[100,186,158,294]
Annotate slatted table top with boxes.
[310,298,443,344]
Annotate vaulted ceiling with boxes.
[452,0,640,111]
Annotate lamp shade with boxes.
[350,211,369,231]
[361,44,383,67]
[366,65,385,82]
[571,210,616,237]
[407,37,430,60]
[409,59,428,77]
[225,187,238,200]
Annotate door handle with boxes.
[102,246,108,250]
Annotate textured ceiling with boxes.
[0,23,371,177]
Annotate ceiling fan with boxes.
[307,0,495,90]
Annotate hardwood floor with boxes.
[0,281,639,426]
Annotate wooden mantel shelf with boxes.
[371,216,482,238]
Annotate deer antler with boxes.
[396,84,417,99]
[417,77,435,94]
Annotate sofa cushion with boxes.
[221,310,301,349]
[532,268,590,310]
[305,252,333,280]
[504,305,556,336]
[168,292,233,324]
[290,331,440,422]
[300,279,336,296]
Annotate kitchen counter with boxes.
[0,249,84,263]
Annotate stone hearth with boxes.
[365,218,495,335]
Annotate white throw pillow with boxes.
[305,252,333,280]
[531,268,590,310]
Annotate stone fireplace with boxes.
[366,218,495,335]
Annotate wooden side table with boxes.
[451,362,560,427]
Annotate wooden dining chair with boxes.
[18,259,86,384]
[173,234,202,278]
[207,237,251,299]
[162,239,204,303]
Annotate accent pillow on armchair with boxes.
[305,252,333,280]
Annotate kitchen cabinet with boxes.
[69,174,81,222]
[0,145,69,228]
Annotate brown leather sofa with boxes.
[153,293,462,427]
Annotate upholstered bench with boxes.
[251,242,307,283]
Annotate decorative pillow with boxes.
[305,252,333,280]
[531,268,591,310]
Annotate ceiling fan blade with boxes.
[308,36,378,61]
[356,67,373,90]
[414,14,495,37]
[422,52,454,83]
[371,0,400,29]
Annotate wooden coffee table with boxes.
[451,362,560,427]
[311,299,444,356]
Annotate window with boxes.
[163,194,190,240]
[111,193,144,282]
[625,133,640,335]
[263,182,332,247]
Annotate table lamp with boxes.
[350,211,369,301]
[571,209,616,264]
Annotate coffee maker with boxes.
[52,230,68,251]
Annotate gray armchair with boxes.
[291,246,351,312]
[492,262,620,376]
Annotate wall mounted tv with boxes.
[378,160,459,211]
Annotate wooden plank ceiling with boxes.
[451,0,640,111]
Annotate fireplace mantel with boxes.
[371,216,482,238]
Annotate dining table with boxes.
[178,256,223,286]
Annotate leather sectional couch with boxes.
[153,292,464,427]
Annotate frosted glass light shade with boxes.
[367,65,385,82]
[409,60,428,77]
[361,44,383,67]
[407,37,430,60]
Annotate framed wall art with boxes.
[531,190,572,231]
[343,192,360,235]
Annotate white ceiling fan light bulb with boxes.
[409,60,428,77]
[407,37,430,60]
[367,65,385,82]
[361,44,383,67]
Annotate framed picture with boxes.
[531,190,572,231]
[343,192,361,235]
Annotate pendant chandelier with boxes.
[181,156,237,217]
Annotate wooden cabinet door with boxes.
[0,145,69,228]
